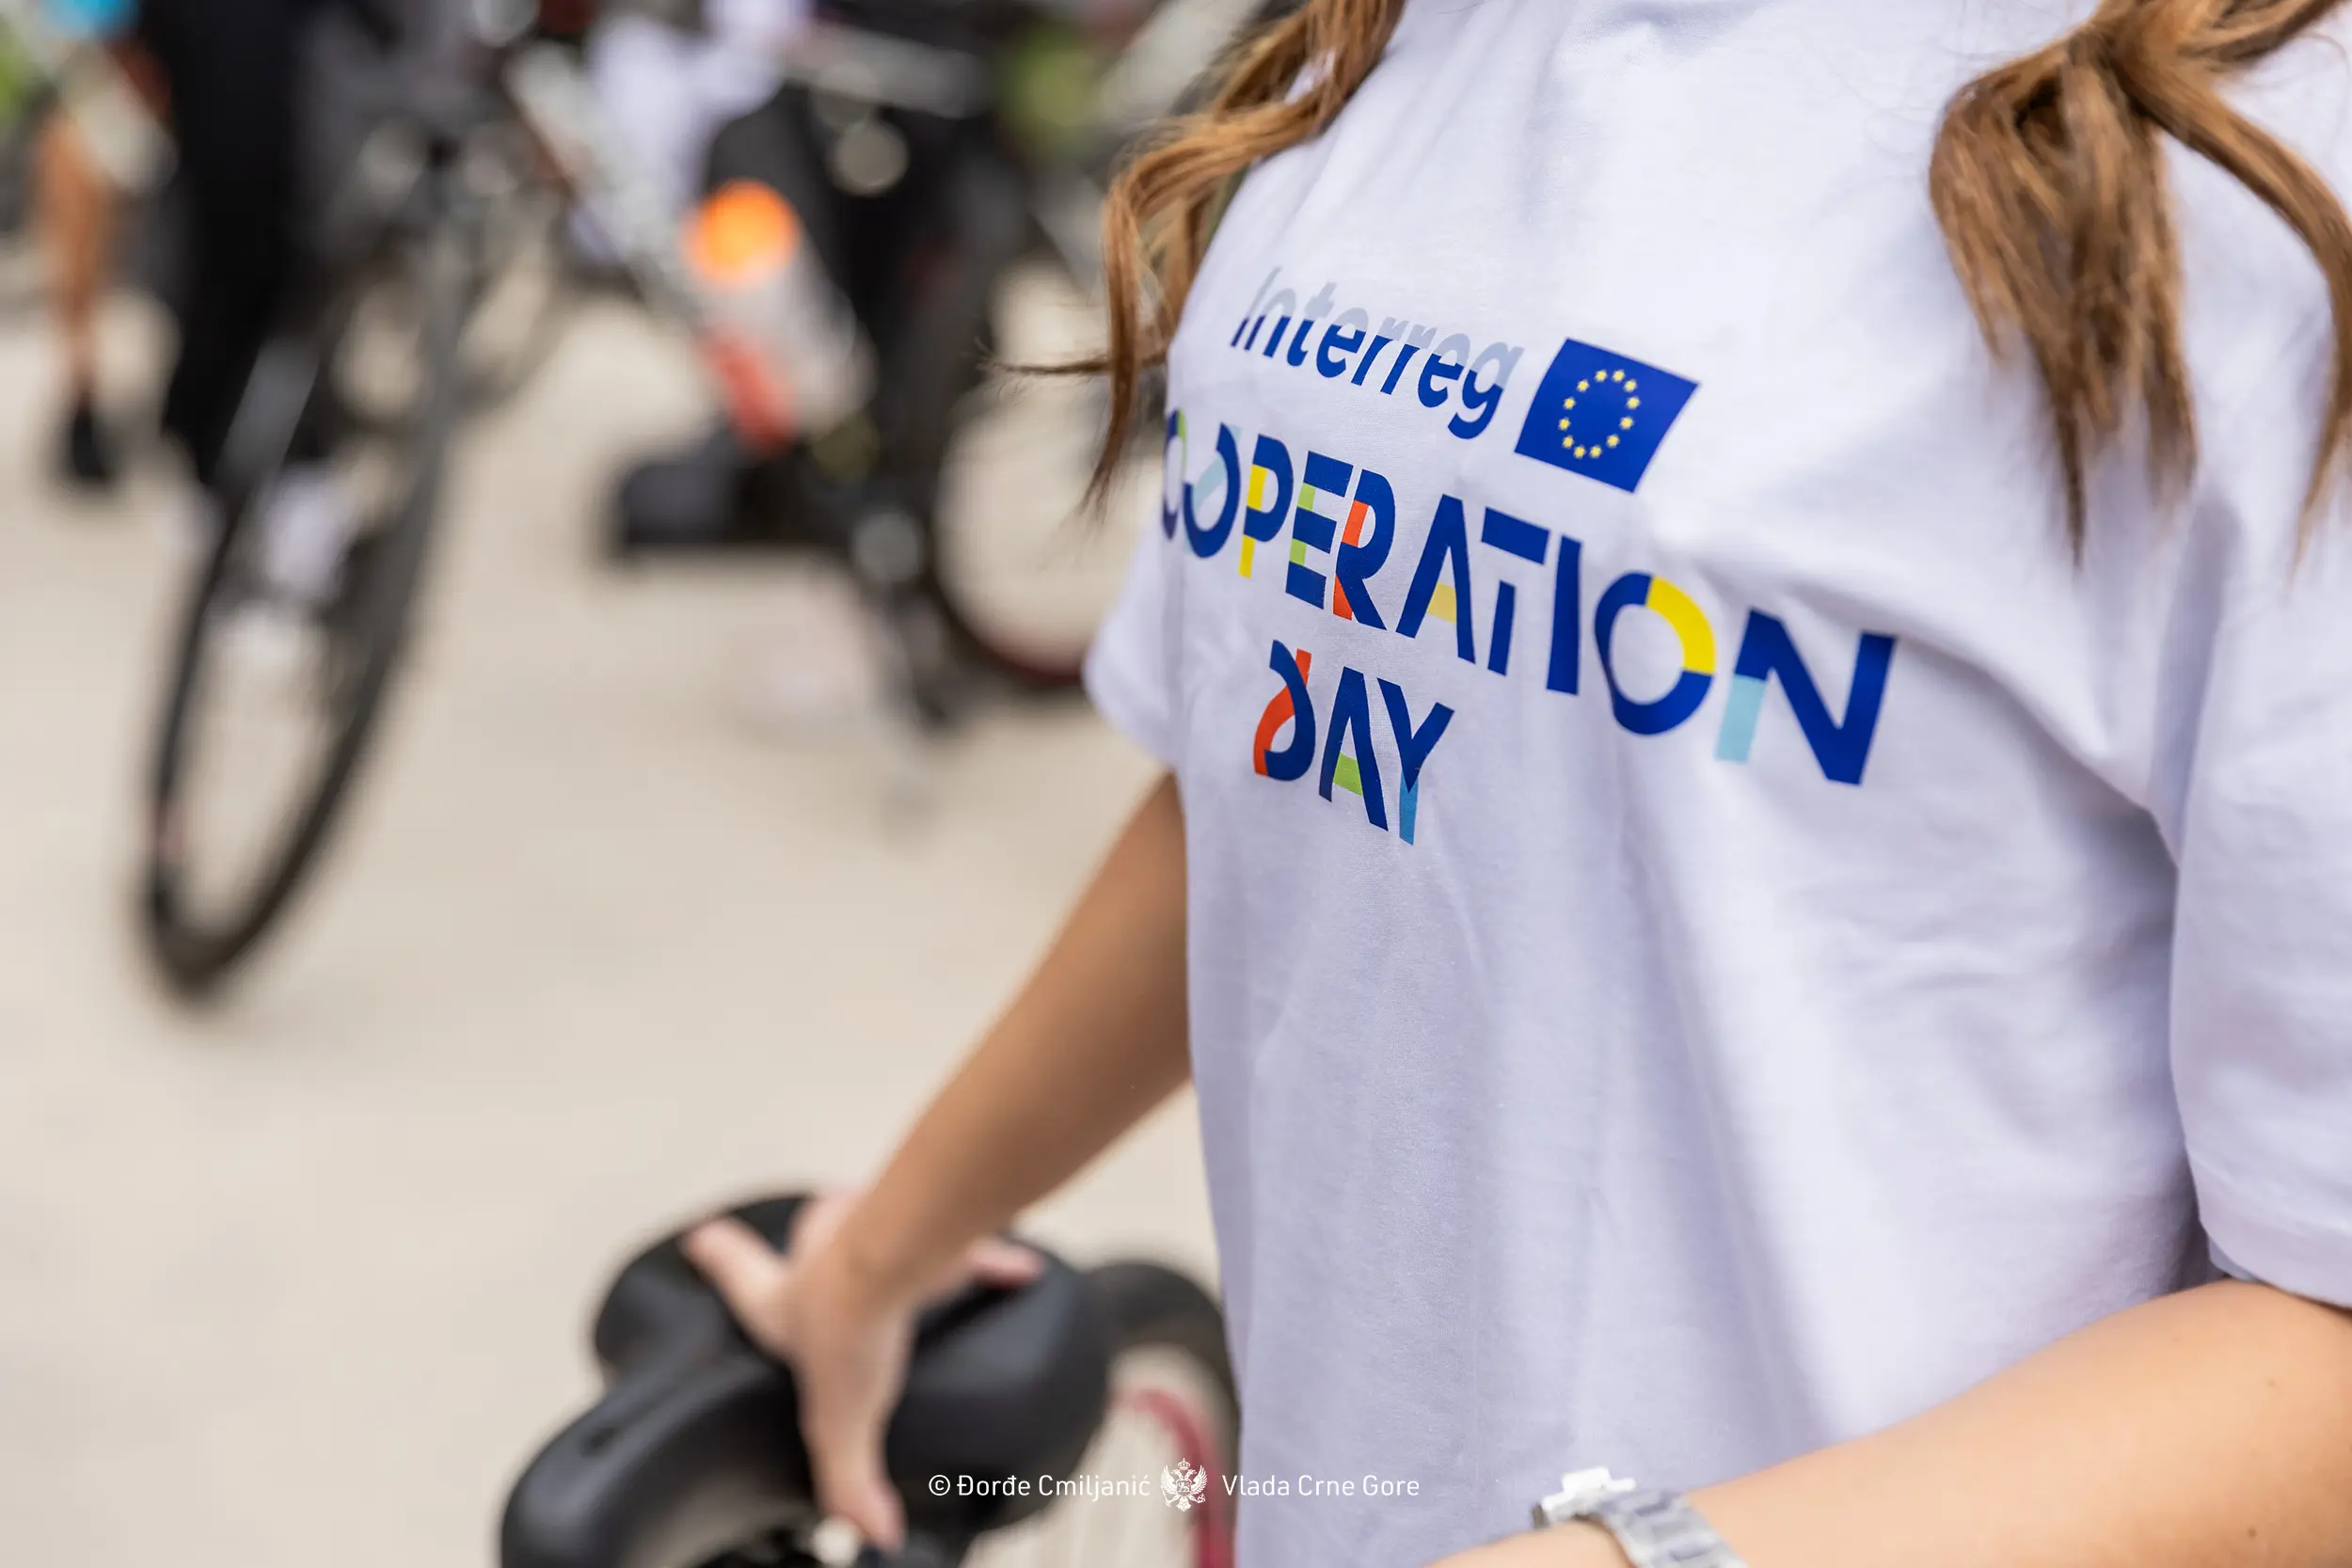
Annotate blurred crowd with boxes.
[7,0,1157,558]
[16,0,813,533]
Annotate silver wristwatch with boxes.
[1533,1467,1750,1568]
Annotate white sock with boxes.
[260,466,358,604]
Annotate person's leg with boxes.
[142,0,358,608]
[139,0,307,490]
[609,81,842,554]
[34,109,120,486]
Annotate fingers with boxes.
[684,1199,1040,1557]
[965,1236,1046,1290]
[688,1211,908,1549]
[682,1217,795,1359]
[803,1346,910,1550]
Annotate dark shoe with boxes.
[608,423,810,558]
[60,401,119,490]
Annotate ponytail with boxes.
[1931,0,2352,543]
[1088,0,1404,502]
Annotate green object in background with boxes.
[999,23,1104,166]
[0,27,36,237]
[0,28,43,125]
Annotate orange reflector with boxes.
[686,181,801,285]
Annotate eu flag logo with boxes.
[1512,339,1698,493]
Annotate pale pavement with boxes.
[0,296,1212,1568]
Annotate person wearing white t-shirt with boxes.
[678,2,2352,1566]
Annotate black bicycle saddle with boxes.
[501,1195,1112,1568]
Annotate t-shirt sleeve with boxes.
[2168,503,2352,1307]
[1084,523,1184,768]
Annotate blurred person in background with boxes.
[607,0,1153,552]
[588,0,825,554]
[16,0,352,503]
[135,0,432,596]
[673,2,2352,1568]
[31,0,143,488]
[136,0,314,501]
[580,0,803,553]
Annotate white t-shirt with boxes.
[1082,2,2352,1565]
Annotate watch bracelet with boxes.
[1588,1488,1750,1568]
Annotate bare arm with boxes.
[686,772,1190,1547]
[1455,1279,2352,1568]
[835,769,1192,1303]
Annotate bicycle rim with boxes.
[143,227,468,994]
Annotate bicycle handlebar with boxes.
[501,1195,1115,1568]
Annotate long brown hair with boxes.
[1090,0,2352,545]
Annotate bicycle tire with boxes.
[854,144,1122,699]
[141,218,469,995]
[964,1261,1238,1568]
[1089,1263,1235,1418]
[462,190,576,413]
[1092,1259,1239,1563]
[922,258,1163,698]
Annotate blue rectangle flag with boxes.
[1513,339,1698,493]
